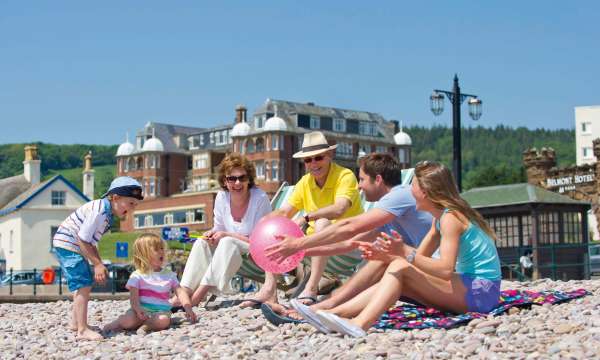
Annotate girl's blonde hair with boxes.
[132,233,167,274]
[414,161,497,241]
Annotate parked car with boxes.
[0,271,43,286]
[590,244,600,274]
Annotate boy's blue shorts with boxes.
[53,247,93,292]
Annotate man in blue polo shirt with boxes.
[266,153,432,313]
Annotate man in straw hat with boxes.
[267,131,363,305]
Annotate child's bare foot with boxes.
[169,295,182,307]
[102,321,121,333]
[77,328,104,341]
[136,324,151,335]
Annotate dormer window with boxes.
[51,191,66,206]
[255,114,266,129]
[310,116,320,129]
[333,118,346,132]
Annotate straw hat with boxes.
[292,131,337,158]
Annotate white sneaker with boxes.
[290,299,331,334]
[315,311,367,338]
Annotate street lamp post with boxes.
[430,74,482,192]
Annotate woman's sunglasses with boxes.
[303,155,324,164]
[225,175,249,183]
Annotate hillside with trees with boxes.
[0,126,575,192]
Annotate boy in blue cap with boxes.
[52,176,143,340]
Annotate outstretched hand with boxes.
[265,235,301,263]
[354,230,408,263]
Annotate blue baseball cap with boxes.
[102,176,144,200]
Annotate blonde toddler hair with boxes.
[132,233,167,274]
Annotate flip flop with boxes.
[261,303,306,326]
[295,296,318,305]
[290,299,330,333]
[238,299,263,309]
[315,311,366,338]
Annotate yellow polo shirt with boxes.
[287,162,363,234]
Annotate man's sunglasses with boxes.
[225,175,249,183]
[303,155,324,164]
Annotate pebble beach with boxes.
[1,279,599,359]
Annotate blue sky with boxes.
[1,1,599,145]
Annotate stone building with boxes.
[523,142,599,239]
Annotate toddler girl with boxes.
[104,234,196,333]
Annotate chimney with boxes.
[23,145,41,185]
[391,120,400,133]
[83,151,95,199]
[235,104,247,124]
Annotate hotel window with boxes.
[247,139,255,153]
[370,122,378,136]
[186,209,205,223]
[144,215,153,227]
[256,138,265,152]
[582,122,591,134]
[336,142,353,157]
[583,147,593,158]
[255,115,266,129]
[134,217,139,228]
[210,132,215,144]
[271,135,279,150]
[359,144,370,156]
[256,161,265,179]
[271,161,279,181]
[148,155,156,169]
[240,139,247,154]
[359,121,369,135]
[376,146,387,153]
[398,148,408,163]
[310,116,320,129]
[333,118,346,132]
[51,191,66,206]
[156,178,161,196]
[194,153,209,169]
[164,213,173,225]
[149,179,155,196]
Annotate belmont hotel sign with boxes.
[546,174,595,193]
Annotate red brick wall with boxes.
[120,192,217,233]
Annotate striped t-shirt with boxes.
[52,198,113,254]
[126,269,179,313]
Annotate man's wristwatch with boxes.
[406,249,417,264]
[304,214,310,223]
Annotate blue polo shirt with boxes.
[373,185,432,247]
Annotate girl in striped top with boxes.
[103,234,196,333]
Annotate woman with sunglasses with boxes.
[170,153,274,308]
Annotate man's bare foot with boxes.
[239,290,277,308]
[77,328,104,341]
[266,302,303,320]
[296,289,318,305]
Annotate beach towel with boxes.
[375,288,589,330]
